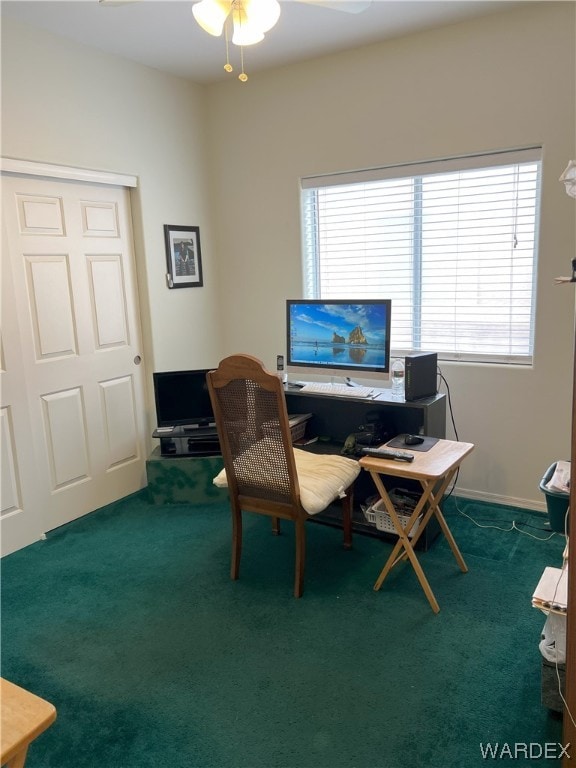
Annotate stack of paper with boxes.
[546,460,570,493]
[532,566,568,614]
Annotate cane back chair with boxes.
[207,354,360,597]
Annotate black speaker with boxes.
[404,353,438,401]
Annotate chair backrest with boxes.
[207,354,302,513]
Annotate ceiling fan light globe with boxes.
[232,7,265,45]
[192,0,230,37]
[243,0,281,33]
[232,24,265,46]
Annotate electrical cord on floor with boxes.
[451,516,552,532]
[514,520,557,533]
[511,522,557,541]
[437,365,557,540]
[451,495,557,540]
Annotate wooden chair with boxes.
[207,354,360,597]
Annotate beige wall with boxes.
[205,2,576,509]
[2,3,575,508]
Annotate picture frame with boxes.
[164,225,203,289]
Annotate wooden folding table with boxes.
[359,439,474,613]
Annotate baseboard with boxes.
[452,486,547,513]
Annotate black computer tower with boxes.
[404,353,438,401]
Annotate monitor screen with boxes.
[286,299,392,377]
[153,369,215,427]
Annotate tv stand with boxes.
[183,421,216,432]
[152,425,220,457]
[284,385,446,549]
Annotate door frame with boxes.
[1,158,137,189]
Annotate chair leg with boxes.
[342,486,354,550]
[294,519,306,598]
[271,517,281,536]
[230,502,242,581]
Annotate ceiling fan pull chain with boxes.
[239,44,248,82]
[236,4,248,81]
[224,16,233,73]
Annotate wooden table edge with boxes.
[1,679,57,765]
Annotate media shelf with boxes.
[285,386,445,441]
[152,425,220,457]
[285,386,446,550]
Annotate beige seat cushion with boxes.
[213,444,360,515]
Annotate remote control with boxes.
[361,447,414,462]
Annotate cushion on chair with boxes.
[213,445,360,515]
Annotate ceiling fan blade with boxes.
[296,0,372,13]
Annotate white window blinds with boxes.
[301,148,542,364]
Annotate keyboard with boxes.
[299,382,376,399]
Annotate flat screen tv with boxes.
[286,299,392,380]
[153,369,215,428]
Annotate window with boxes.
[301,148,542,364]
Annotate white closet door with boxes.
[1,175,148,555]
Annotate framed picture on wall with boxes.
[164,224,203,288]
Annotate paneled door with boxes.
[1,173,148,556]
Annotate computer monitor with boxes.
[286,299,392,381]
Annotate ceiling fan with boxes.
[98,0,372,12]
[98,0,372,80]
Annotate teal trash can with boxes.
[539,462,570,534]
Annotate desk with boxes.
[284,386,446,444]
[1,678,56,768]
[359,439,474,613]
[285,386,446,546]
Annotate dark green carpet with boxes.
[1,493,565,768]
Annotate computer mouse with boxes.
[404,434,425,446]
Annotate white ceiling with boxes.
[1,0,533,84]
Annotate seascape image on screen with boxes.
[287,300,391,374]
